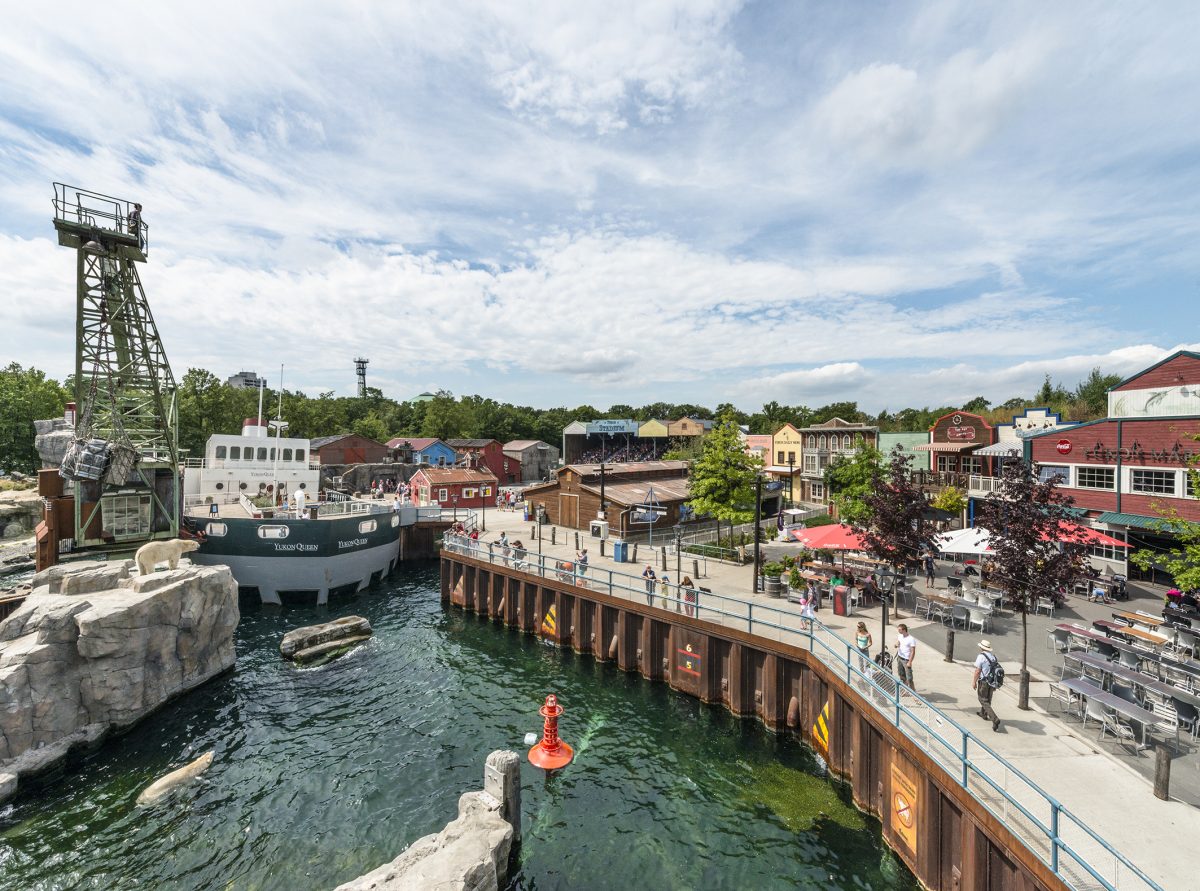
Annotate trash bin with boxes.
[523,504,531,521]
[832,585,848,616]
[613,541,628,563]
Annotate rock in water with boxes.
[280,616,373,662]
[136,750,215,807]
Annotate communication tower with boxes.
[354,357,369,397]
[52,183,179,550]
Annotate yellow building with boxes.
[637,419,669,439]
[771,424,804,469]
[667,417,711,437]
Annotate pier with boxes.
[441,532,1173,891]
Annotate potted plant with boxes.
[788,566,803,594]
[762,561,784,597]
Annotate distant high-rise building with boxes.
[226,370,266,390]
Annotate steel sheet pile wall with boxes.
[442,552,1062,891]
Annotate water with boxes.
[0,564,916,891]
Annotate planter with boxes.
[763,575,782,598]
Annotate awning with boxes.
[1097,512,1183,532]
[789,524,867,551]
[912,442,980,452]
[973,442,1024,457]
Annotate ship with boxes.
[181,417,405,605]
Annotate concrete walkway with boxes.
[469,510,1196,890]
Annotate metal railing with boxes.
[52,182,149,254]
[969,474,1002,495]
[182,457,322,470]
[441,536,1164,891]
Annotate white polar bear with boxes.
[135,538,201,576]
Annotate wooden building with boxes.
[309,434,389,465]
[502,439,560,484]
[914,411,995,475]
[666,417,711,437]
[522,460,691,534]
[445,438,505,476]
[410,466,498,509]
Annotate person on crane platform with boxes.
[127,203,143,248]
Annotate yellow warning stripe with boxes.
[541,604,557,636]
[812,701,830,755]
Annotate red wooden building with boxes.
[410,466,498,509]
[1025,350,1200,581]
[445,439,506,476]
[309,434,389,465]
[914,411,996,476]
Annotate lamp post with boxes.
[787,456,795,509]
[480,483,487,532]
[878,567,894,659]
[452,493,458,522]
[753,472,764,593]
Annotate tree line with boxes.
[0,362,1126,474]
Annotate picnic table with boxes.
[1061,677,1158,751]
[1112,610,1165,630]
[1093,619,1171,650]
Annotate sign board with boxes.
[586,419,638,435]
[890,761,919,856]
[631,506,667,524]
[1055,440,1072,455]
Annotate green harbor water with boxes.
[0,563,916,890]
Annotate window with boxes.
[818,435,826,449]
[962,457,983,474]
[807,435,816,448]
[269,448,276,461]
[1131,469,1175,495]
[482,486,492,497]
[257,447,268,461]
[1076,467,1115,490]
[230,446,241,460]
[283,448,293,461]
[206,522,228,537]
[937,455,953,473]
[102,494,151,538]
[854,434,864,446]
[257,525,289,539]
[1038,465,1068,484]
[462,488,477,499]
[438,488,448,502]
[842,434,852,450]
[777,450,785,464]
[215,445,227,460]
[1188,472,1199,498]
[1088,542,1122,561]
[390,514,400,528]
[803,455,817,473]
[295,449,305,462]
[358,519,377,534]
[787,451,795,464]
[811,482,825,499]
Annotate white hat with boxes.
[979,640,993,652]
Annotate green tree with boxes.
[962,396,990,413]
[1130,441,1200,590]
[1034,374,1071,407]
[686,414,763,545]
[351,411,389,443]
[1074,367,1122,417]
[0,363,68,473]
[824,445,884,525]
[931,486,967,515]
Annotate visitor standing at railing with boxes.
[641,565,656,605]
[895,624,917,690]
[576,548,588,588]
[855,622,873,669]
[658,573,671,609]
[681,576,695,617]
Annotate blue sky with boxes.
[2,1,1199,412]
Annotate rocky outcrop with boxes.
[281,615,373,664]
[0,489,41,541]
[336,750,521,891]
[0,560,238,803]
[33,416,74,470]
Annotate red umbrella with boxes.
[1045,521,1128,548]
[789,524,867,551]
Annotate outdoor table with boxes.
[1112,610,1164,630]
[1065,652,1154,693]
[1117,626,1171,649]
[1062,677,1158,751]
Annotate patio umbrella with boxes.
[1042,521,1129,548]
[934,527,993,555]
[789,524,867,551]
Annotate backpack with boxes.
[982,654,1005,689]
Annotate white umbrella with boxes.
[934,527,993,555]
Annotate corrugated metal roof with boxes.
[445,438,498,448]
[310,434,353,449]
[504,439,547,449]
[411,466,497,484]
[386,437,444,450]
[581,478,690,504]
[1097,512,1181,531]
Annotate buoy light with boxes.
[527,694,574,770]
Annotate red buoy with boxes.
[528,694,574,770]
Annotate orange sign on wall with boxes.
[890,761,919,857]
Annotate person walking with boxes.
[894,624,917,690]
[973,641,1003,732]
[799,589,816,630]
[923,553,936,587]
[642,564,656,605]
[854,622,873,659]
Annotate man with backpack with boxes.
[972,640,1004,732]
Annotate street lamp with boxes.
[752,472,764,593]
[481,484,487,533]
[787,455,795,509]
[878,567,895,662]
[452,493,458,522]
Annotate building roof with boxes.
[564,460,689,476]
[445,438,499,448]
[411,466,498,484]
[800,418,877,431]
[504,439,550,450]
[1110,350,1200,391]
[581,478,690,505]
[386,437,444,451]
[1096,511,1183,531]
[310,434,364,450]
[912,442,980,452]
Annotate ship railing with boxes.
[441,536,1164,891]
[182,457,322,470]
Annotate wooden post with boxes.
[599,539,605,557]
[944,628,955,662]
[573,531,578,550]
[1154,745,1171,801]
[661,548,668,571]
[632,543,638,563]
[692,558,700,579]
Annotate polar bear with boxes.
[135,538,201,576]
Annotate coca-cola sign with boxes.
[1056,440,1072,455]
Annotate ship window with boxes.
[215,446,227,460]
[283,449,293,461]
[206,522,227,537]
[230,446,241,460]
[269,448,276,461]
[257,525,289,539]
[295,449,305,462]
[358,519,377,534]
[390,514,400,528]
[257,447,267,461]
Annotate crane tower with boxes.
[354,357,369,397]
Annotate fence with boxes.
[442,536,1164,891]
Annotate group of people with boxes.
[639,565,700,616]
[495,490,523,511]
[574,443,663,464]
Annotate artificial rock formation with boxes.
[336,750,521,891]
[280,615,373,664]
[0,560,238,803]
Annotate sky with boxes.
[2,1,1200,414]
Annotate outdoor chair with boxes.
[1082,695,1109,734]
[1173,629,1198,660]
[1035,596,1055,618]
[1110,683,1141,707]
[959,589,978,605]
[914,596,931,620]
[1049,682,1081,717]
[1093,640,1118,661]
[929,602,951,625]
[1149,700,1182,750]
[1171,700,1199,739]
[1047,628,1072,654]
[1161,663,1195,692]
[950,604,971,630]
[967,605,991,634]
[1100,713,1141,755]
[947,577,963,593]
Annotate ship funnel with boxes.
[242,417,268,438]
